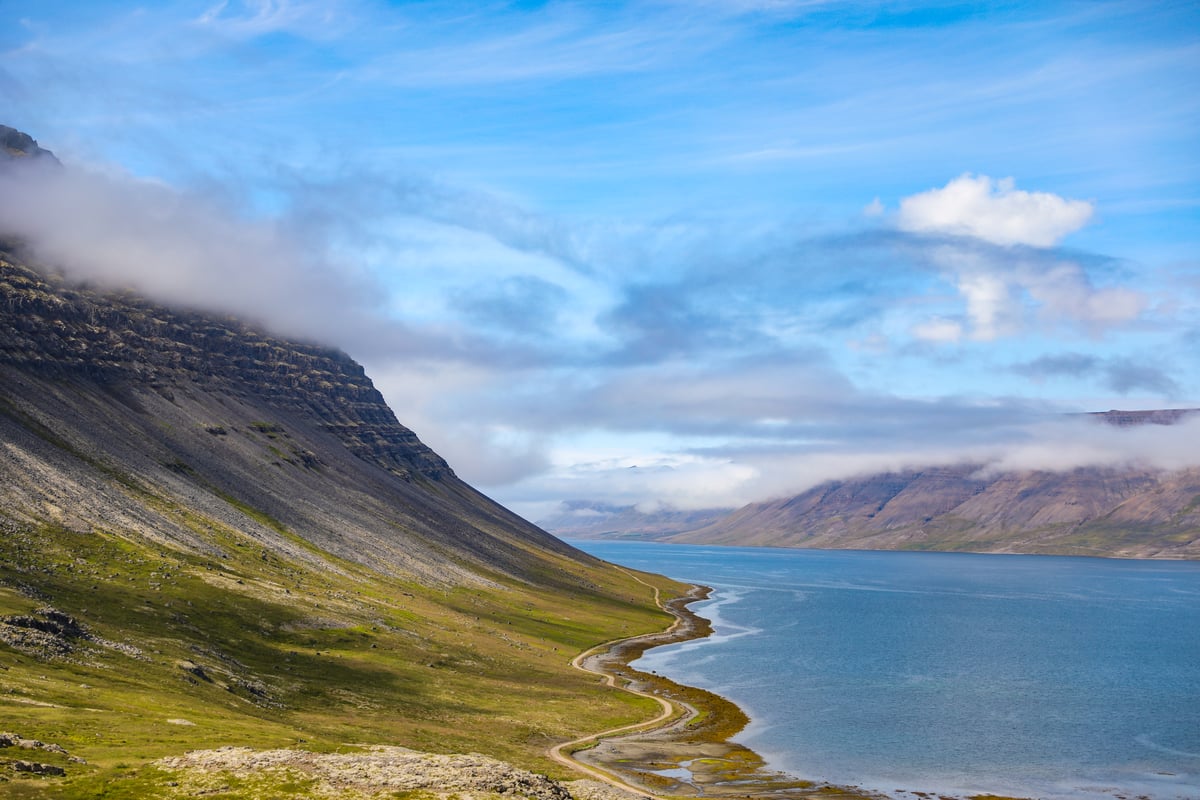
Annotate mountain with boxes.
[538,500,732,541]
[667,411,1200,559]
[1,125,59,164]
[0,249,595,585]
[545,413,1200,560]
[0,130,686,798]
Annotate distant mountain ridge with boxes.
[538,500,731,541]
[674,461,1200,559]
[547,410,1200,559]
[1087,407,1198,426]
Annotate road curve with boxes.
[548,569,699,798]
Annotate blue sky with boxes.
[2,0,1198,519]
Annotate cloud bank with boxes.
[2,150,1193,521]
[0,157,378,345]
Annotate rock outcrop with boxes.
[0,125,60,164]
[156,746,648,800]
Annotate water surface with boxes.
[572,541,1200,799]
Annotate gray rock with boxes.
[0,125,60,164]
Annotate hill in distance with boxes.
[538,501,731,542]
[546,411,1200,560]
[0,129,693,798]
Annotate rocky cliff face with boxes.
[0,254,451,481]
[0,125,59,163]
[0,241,589,584]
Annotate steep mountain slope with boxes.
[670,418,1200,558]
[0,130,688,797]
[0,251,595,586]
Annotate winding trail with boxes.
[548,569,699,798]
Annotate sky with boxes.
[1,0,1198,521]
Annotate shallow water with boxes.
[571,541,1200,800]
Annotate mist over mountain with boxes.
[538,500,731,541]
[548,410,1200,559]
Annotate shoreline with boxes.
[554,578,886,799]
[555,546,1187,800]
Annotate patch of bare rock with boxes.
[156,746,649,799]
[0,606,145,662]
[0,731,85,779]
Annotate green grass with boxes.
[0,516,686,798]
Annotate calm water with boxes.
[570,541,1200,800]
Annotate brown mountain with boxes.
[669,418,1200,558]
[545,411,1200,559]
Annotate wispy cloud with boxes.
[885,189,1149,343]
[1014,353,1181,398]
[358,11,707,88]
[194,0,354,40]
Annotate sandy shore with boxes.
[555,581,888,799]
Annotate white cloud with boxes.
[897,174,1093,247]
[507,452,764,514]
[504,414,1200,516]
[910,316,964,343]
[979,415,1200,475]
[194,0,350,40]
[890,176,1142,342]
[862,196,885,217]
[0,159,385,349]
[909,241,1148,342]
[1024,263,1146,329]
[957,270,1019,340]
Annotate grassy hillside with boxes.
[0,251,691,797]
[0,514,683,798]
